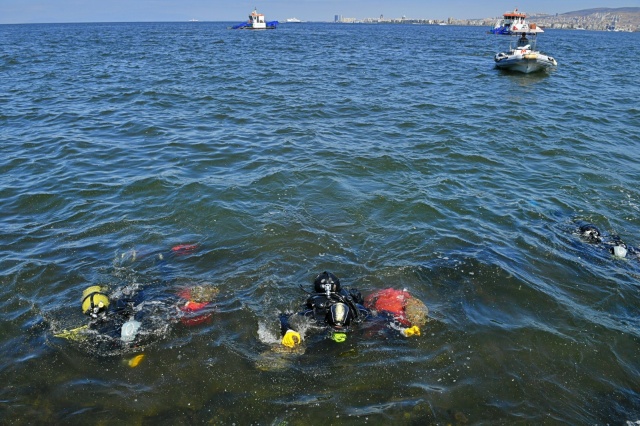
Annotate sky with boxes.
[0,0,638,24]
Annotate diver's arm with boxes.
[357,304,371,321]
[279,312,304,347]
[379,313,421,337]
[279,312,294,336]
[279,313,301,348]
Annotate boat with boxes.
[232,8,278,30]
[494,25,557,74]
[285,18,302,23]
[607,16,621,32]
[489,8,531,35]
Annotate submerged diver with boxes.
[278,271,428,348]
[54,282,218,357]
[54,244,218,357]
[578,223,639,259]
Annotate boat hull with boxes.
[494,52,557,74]
[232,22,278,30]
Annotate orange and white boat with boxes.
[490,8,532,35]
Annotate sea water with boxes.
[1,22,640,424]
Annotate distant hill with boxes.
[561,7,640,17]
[528,7,640,31]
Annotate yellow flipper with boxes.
[402,325,421,337]
[54,325,89,342]
[127,354,146,368]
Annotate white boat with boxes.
[490,8,531,35]
[494,26,557,74]
[285,17,302,23]
[232,8,278,30]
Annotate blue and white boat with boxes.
[232,8,278,30]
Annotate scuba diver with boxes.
[578,223,639,259]
[53,244,219,358]
[54,282,218,358]
[278,271,428,348]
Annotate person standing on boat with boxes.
[518,32,529,47]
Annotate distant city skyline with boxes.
[0,1,637,25]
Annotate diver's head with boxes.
[81,286,110,318]
[314,271,341,294]
[579,224,602,243]
[326,302,352,329]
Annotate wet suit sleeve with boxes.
[357,304,371,321]
[278,306,313,335]
[279,312,304,348]
[279,312,294,336]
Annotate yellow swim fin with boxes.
[127,354,146,368]
[54,325,89,342]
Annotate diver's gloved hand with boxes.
[281,329,301,348]
[402,325,421,337]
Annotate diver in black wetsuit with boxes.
[53,245,218,357]
[279,271,369,346]
[578,223,639,259]
[278,271,424,347]
[54,283,177,356]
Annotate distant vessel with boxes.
[607,16,620,31]
[490,8,531,35]
[232,8,278,30]
[285,17,302,23]
[494,25,557,74]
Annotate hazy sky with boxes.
[1,1,637,24]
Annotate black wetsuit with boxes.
[279,288,370,335]
[76,287,179,356]
[578,222,640,259]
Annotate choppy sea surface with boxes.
[1,21,640,424]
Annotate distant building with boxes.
[334,14,357,23]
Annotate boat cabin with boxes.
[248,8,267,29]
[503,9,527,28]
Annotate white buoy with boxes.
[612,245,628,258]
[121,319,142,342]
